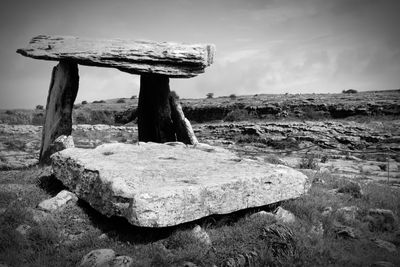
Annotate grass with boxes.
[280,171,400,266]
[1,167,399,266]
[299,153,319,170]
[0,111,399,265]
[224,108,254,122]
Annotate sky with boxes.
[0,0,399,109]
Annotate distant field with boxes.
[1,89,399,125]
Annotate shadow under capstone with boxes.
[76,196,282,244]
[36,174,282,244]
[36,174,68,196]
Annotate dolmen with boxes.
[18,35,310,227]
[17,35,213,164]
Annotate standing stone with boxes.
[137,74,175,143]
[169,95,198,145]
[39,60,79,164]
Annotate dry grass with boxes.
[1,167,399,266]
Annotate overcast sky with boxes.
[0,0,399,109]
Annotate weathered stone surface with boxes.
[47,135,75,157]
[333,223,357,239]
[17,35,215,78]
[51,142,310,227]
[249,210,275,220]
[191,225,212,247]
[170,95,198,145]
[38,190,78,212]
[274,207,296,224]
[137,74,175,143]
[39,60,79,164]
[15,224,32,236]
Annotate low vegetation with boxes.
[342,89,358,94]
[224,109,252,122]
[299,153,319,170]
[1,90,399,265]
[1,167,399,266]
[92,100,106,104]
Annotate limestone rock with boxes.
[15,224,32,236]
[79,249,116,267]
[191,225,212,247]
[170,95,198,145]
[38,190,78,212]
[39,60,79,164]
[333,223,357,239]
[51,142,310,227]
[274,207,296,224]
[249,210,275,220]
[17,35,215,78]
[137,74,175,143]
[52,135,74,151]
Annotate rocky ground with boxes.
[1,119,399,186]
[0,91,400,266]
[1,90,399,125]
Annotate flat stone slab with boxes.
[51,142,310,227]
[17,35,215,78]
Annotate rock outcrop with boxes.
[17,35,215,78]
[51,142,310,227]
[38,190,78,212]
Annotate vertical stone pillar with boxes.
[137,74,175,143]
[169,95,199,145]
[39,60,79,164]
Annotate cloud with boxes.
[1,0,400,108]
